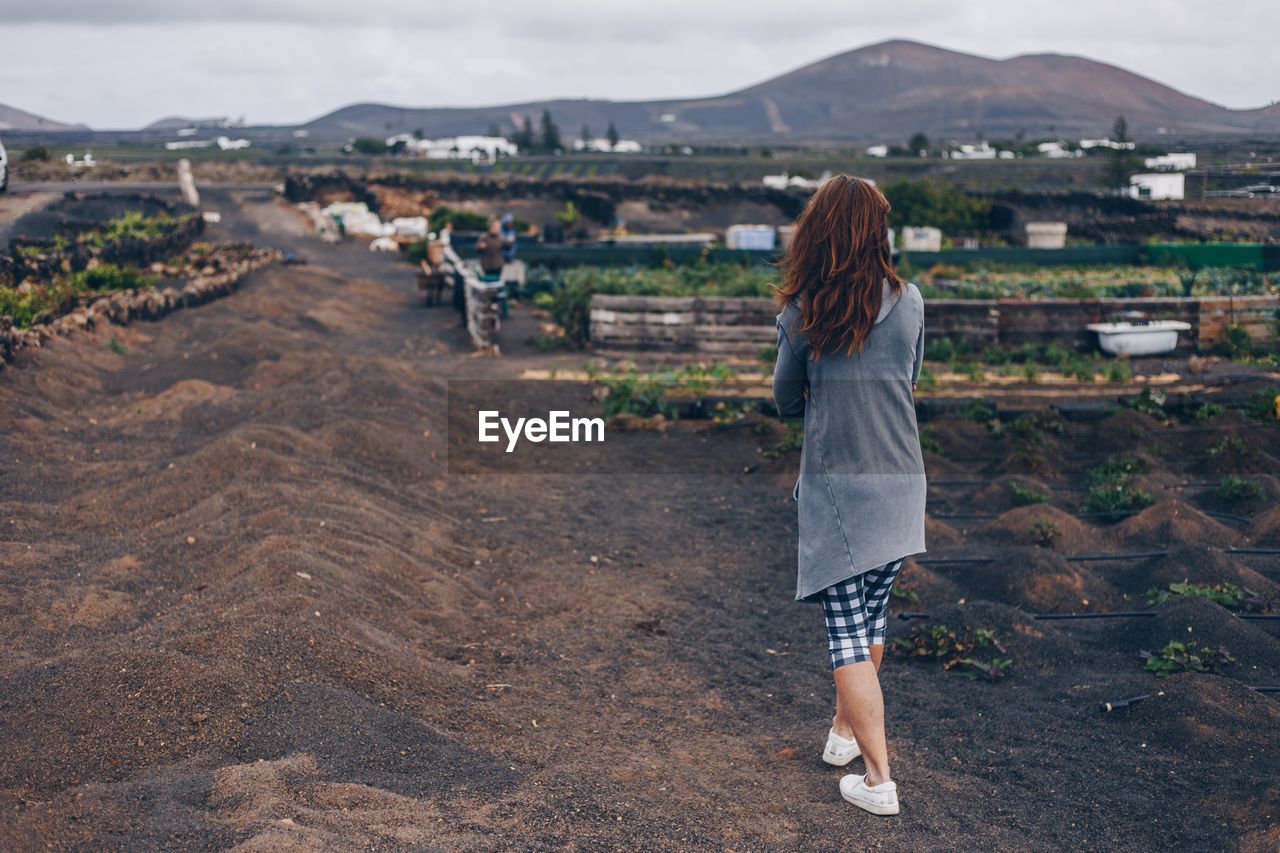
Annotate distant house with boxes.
[1129,172,1185,200]
[945,142,997,160]
[572,138,643,153]
[388,134,517,164]
[1080,138,1136,150]
[1037,141,1081,159]
[1143,152,1197,171]
[763,172,825,190]
[865,144,889,158]
[216,136,251,151]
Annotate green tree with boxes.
[882,179,992,234]
[908,132,929,155]
[350,136,387,155]
[510,115,535,152]
[606,120,620,149]
[1102,115,1136,192]
[540,109,562,153]
[580,124,591,147]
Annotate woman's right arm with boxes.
[772,321,808,418]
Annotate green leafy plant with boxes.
[959,400,997,423]
[1189,402,1224,422]
[919,428,944,456]
[1207,436,1251,458]
[1213,475,1263,504]
[1210,324,1255,360]
[1146,580,1262,612]
[760,423,804,458]
[894,624,1012,682]
[1104,358,1134,384]
[1243,388,1279,422]
[1131,388,1167,419]
[1010,481,1050,506]
[1139,641,1235,677]
[1029,517,1059,548]
[890,582,920,604]
[1083,457,1154,516]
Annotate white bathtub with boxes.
[1086,320,1192,356]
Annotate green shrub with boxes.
[1104,359,1134,384]
[1211,323,1255,359]
[1189,402,1224,422]
[923,337,956,363]
[1244,388,1279,422]
[959,400,997,422]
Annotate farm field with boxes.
[1,187,1277,848]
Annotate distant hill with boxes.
[0,103,86,132]
[144,116,234,131]
[302,39,1280,143]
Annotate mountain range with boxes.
[5,40,1278,143]
[302,40,1280,142]
[0,103,85,132]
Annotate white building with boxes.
[1080,138,1136,150]
[946,142,997,160]
[1037,141,1082,159]
[216,136,251,150]
[572,137,643,153]
[1144,152,1197,171]
[865,144,889,158]
[388,134,517,164]
[762,172,821,190]
[1129,172,1185,200]
[1025,221,1068,249]
[901,226,942,252]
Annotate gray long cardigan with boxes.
[773,281,927,601]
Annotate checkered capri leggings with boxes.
[820,559,906,669]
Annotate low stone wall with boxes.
[589,293,1279,355]
[1,246,279,368]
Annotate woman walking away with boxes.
[772,175,926,816]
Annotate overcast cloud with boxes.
[1,0,1275,129]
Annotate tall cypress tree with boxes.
[540,109,562,154]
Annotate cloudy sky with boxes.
[2,0,1276,129]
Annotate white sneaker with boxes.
[822,728,861,766]
[839,773,899,815]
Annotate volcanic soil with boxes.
[1,188,1277,850]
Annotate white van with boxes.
[0,139,8,192]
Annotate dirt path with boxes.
[1,195,1277,850]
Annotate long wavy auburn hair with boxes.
[775,174,904,360]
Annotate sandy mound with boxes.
[1107,500,1242,549]
[948,547,1124,613]
[924,516,965,547]
[1096,595,1280,679]
[967,476,1055,514]
[980,505,1098,554]
[1250,503,1280,546]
